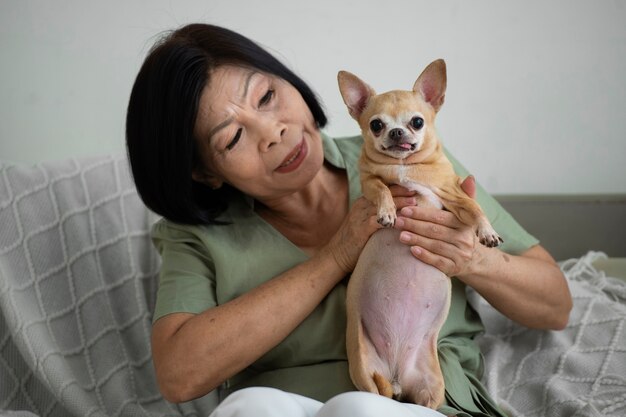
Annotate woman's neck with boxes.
[255,163,349,254]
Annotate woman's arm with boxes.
[151,245,346,403]
[461,243,572,329]
[394,205,572,330]
[151,191,416,403]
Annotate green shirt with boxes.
[151,133,538,416]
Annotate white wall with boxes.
[1,0,625,194]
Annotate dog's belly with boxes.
[349,228,450,402]
[360,264,448,361]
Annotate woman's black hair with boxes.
[126,23,327,225]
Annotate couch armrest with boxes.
[495,194,626,260]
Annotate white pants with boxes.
[209,387,446,417]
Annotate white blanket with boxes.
[1,155,624,417]
[472,251,626,417]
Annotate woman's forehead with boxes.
[195,66,264,138]
[207,66,256,98]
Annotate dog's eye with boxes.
[370,119,384,134]
[411,117,424,130]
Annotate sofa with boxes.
[1,154,625,417]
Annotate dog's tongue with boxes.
[398,143,412,150]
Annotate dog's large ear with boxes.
[338,71,376,120]
[413,59,447,112]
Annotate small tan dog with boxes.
[338,59,502,408]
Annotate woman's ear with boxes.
[192,169,224,190]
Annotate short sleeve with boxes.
[151,220,217,322]
[444,148,539,255]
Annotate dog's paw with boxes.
[477,221,503,248]
[479,233,504,248]
[377,207,396,227]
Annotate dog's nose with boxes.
[389,128,404,140]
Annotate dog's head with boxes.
[338,59,447,161]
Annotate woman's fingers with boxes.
[388,184,417,197]
[395,206,461,230]
[393,196,418,210]
[407,245,457,276]
[393,205,478,276]
[459,175,476,199]
[326,196,387,272]
[396,214,475,251]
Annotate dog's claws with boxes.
[377,216,395,228]
[377,207,397,228]
[477,229,503,248]
[481,235,503,248]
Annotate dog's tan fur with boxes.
[339,59,501,408]
[340,60,501,244]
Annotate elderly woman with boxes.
[126,23,571,417]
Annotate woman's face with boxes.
[193,65,325,203]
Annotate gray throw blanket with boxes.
[0,155,217,417]
[473,251,626,417]
[1,155,624,416]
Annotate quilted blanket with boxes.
[0,155,624,417]
[0,156,217,417]
[473,251,626,417]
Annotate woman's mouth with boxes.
[275,139,307,173]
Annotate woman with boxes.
[126,23,572,417]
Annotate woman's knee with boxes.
[317,391,446,417]
[209,387,321,417]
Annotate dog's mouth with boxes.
[382,142,417,153]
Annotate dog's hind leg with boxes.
[346,310,395,397]
[396,330,446,408]
[372,372,394,398]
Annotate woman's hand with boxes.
[394,205,480,277]
[326,185,418,273]
[392,176,479,277]
[392,175,572,330]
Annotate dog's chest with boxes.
[389,165,443,209]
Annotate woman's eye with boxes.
[226,128,242,150]
[259,89,274,106]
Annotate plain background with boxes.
[1,0,625,195]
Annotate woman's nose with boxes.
[257,117,287,152]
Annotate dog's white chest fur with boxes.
[394,165,443,209]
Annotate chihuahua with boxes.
[338,59,502,408]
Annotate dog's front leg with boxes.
[361,174,396,227]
